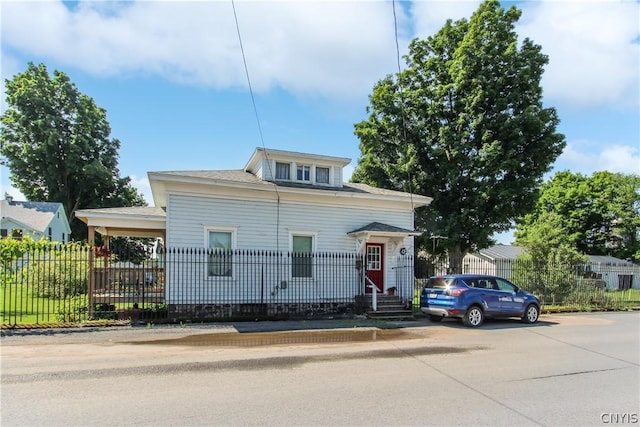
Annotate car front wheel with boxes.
[522,304,540,324]
[463,306,484,327]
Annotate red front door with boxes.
[365,243,384,293]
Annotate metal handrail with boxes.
[365,276,380,311]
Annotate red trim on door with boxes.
[365,243,384,293]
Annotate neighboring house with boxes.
[76,148,432,314]
[464,245,640,290]
[1,195,71,243]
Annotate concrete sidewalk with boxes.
[0,316,431,345]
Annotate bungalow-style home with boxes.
[1,194,71,243]
[75,148,432,318]
[464,245,640,290]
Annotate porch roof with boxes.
[75,206,166,238]
[347,221,422,239]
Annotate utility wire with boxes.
[231,0,281,249]
[392,0,415,214]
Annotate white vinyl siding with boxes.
[166,194,414,253]
[164,193,416,304]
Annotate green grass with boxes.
[2,282,162,325]
[1,282,74,324]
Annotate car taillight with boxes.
[446,288,466,297]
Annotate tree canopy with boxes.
[515,171,640,262]
[0,62,145,240]
[351,0,565,269]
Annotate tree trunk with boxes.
[448,244,465,274]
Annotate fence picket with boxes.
[1,245,639,326]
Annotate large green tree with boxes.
[515,171,640,262]
[0,63,145,240]
[352,0,565,271]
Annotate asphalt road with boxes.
[1,312,639,426]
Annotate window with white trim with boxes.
[275,162,290,180]
[316,167,329,184]
[292,234,314,278]
[207,230,233,277]
[297,165,310,181]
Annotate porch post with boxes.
[88,226,96,317]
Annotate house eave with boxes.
[149,173,432,208]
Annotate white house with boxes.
[464,245,640,290]
[76,148,432,316]
[1,196,71,243]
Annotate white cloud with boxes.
[1,1,402,101]
[555,141,640,175]
[3,0,638,110]
[411,0,481,39]
[517,0,640,109]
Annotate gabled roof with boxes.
[587,255,636,266]
[472,245,637,266]
[347,221,422,238]
[474,245,526,260]
[348,222,418,235]
[0,200,67,233]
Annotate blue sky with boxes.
[1,0,639,244]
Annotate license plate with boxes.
[429,293,437,298]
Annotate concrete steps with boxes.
[365,294,415,320]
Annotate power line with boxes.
[392,0,415,213]
[231,0,281,249]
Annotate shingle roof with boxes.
[348,222,416,234]
[150,169,431,201]
[476,245,525,260]
[587,255,635,266]
[0,200,64,233]
[475,245,637,266]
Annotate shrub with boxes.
[56,296,88,323]
[22,243,90,299]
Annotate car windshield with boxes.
[426,277,456,289]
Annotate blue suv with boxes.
[420,274,541,327]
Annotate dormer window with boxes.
[297,165,310,181]
[316,167,329,184]
[275,162,290,180]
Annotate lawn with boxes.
[0,282,77,324]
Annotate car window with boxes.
[426,277,455,288]
[464,278,497,290]
[496,278,516,292]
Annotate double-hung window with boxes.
[275,162,290,180]
[207,230,234,277]
[297,165,310,182]
[292,234,314,278]
[315,167,329,184]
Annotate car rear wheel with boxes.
[522,304,540,324]
[463,306,484,327]
[428,314,443,322]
